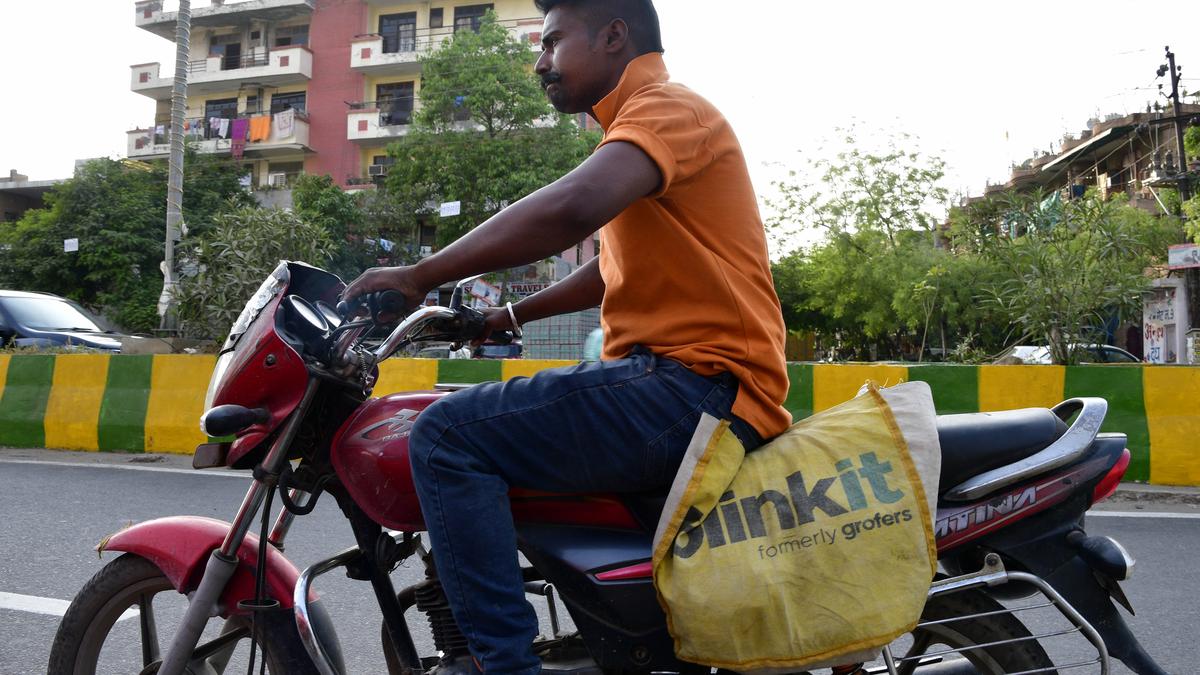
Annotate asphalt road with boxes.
[0,449,1196,674]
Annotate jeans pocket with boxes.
[646,408,703,486]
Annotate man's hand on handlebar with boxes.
[341,265,429,323]
[472,306,518,347]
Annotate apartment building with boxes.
[127,0,541,192]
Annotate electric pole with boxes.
[1158,46,1190,202]
[159,0,192,332]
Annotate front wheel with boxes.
[48,553,318,675]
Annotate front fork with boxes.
[156,379,319,675]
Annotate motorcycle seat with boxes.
[936,408,1068,495]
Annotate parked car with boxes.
[0,291,129,352]
[994,344,1140,365]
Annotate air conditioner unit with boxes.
[368,164,388,177]
[268,172,288,188]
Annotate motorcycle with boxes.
[48,261,1167,674]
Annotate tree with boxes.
[768,131,967,360]
[381,11,599,248]
[291,173,383,280]
[0,153,252,333]
[174,206,334,340]
[965,191,1180,364]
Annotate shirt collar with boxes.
[591,52,670,132]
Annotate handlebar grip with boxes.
[376,290,407,316]
[337,290,410,322]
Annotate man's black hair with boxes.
[534,0,664,55]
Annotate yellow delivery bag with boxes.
[651,381,940,671]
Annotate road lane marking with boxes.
[0,591,136,621]
[1089,510,1200,520]
[0,457,243,478]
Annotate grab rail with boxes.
[942,397,1108,502]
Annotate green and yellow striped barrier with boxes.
[1,355,1197,486]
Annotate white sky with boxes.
[2,0,1199,214]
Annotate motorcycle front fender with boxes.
[98,515,303,615]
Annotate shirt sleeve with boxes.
[597,89,715,198]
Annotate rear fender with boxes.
[98,515,302,615]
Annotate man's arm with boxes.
[342,141,659,302]
[512,256,604,325]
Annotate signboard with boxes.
[1143,287,1177,364]
[63,238,79,253]
[439,201,461,217]
[468,279,502,307]
[509,282,550,297]
[1168,243,1200,269]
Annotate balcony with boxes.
[350,18,543,74]
[127,113,312,160]
[135,0,314,40]
[131,46,312,100]
[347,102,412,144]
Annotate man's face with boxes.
[535,8,606,114]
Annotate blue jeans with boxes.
[409,348,761,673]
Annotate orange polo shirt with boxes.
[593,52,791,439]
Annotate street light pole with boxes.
[159,0,192,332]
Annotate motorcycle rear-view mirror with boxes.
[450,275,484,310]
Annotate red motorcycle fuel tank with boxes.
[331,390,449,531]
[331,389,645,533]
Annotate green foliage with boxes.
[175,206,334,339]
[1186,126,1199,161]
[0,154,252,333]
[291,174,381,279]
[767,131,994,360]
[769,128,949,253]
[382,11,599,246]
[967,192,1180,364]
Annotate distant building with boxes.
[969,104,1200,213]
[127,0,542,195]
[0,170,63,223]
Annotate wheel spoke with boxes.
[137,592,161,667]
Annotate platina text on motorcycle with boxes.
[49,262,1167,674]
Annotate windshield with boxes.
[1,297,103,332]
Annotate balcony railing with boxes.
[347,103,412,143]
[131,46,311,99]
[350,17,543,72]
[127,112,311,159]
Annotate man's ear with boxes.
[602,18,630,54]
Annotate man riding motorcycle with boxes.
[343,0,790,671]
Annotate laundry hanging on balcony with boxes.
[208,117,231,140]
[248,115,271,142]
[274,109,295,139]
[230,118,250,159]
[184,119,205,139]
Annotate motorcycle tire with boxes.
[896,589,1056,674]
[47,553,320,675]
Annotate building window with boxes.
[454,4,493,33]
[377,82,415,126]
[274,24,309,47]
[205,98,239,120]
[266,161,304,187]
[245,96,261,114]
[429,8,444,28]
[210,33,242,70]
[380,12,417,53]
[270,92,307,115]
